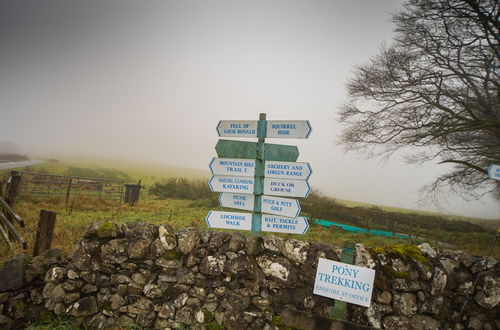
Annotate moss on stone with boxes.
[97,221,115,239]
[206,320,225,330]
[14,300,26,311]
[381,264,410,279]
[162,283,179,299]
[202,309,214,322]
[272,315,300,330]
[371,244,429,265]
[164,249,182,260]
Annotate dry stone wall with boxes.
[0,221,498,329]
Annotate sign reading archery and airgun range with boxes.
[206,113,312,234]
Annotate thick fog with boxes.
[1,0,498,218]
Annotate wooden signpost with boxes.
[206,113,312,234]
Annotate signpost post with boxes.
[208,113,312,235]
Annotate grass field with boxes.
[1,156,499,266]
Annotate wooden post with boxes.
[332,241,356,320]
[7,171,21,207]
[33,210,57,256]
[124,181,142,206]
[65,179,73,206]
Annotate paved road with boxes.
[0,160,43,170]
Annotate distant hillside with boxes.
[0,153,29,163]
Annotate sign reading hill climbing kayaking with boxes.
[206,113,312,235]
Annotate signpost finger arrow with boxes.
[261,214,309,234]
[208,175,254,194]
[266,120,312,139]
[209,158,256,177]
[206,211,252,230]
[265,160,312,180]
[263,178,311,198]
[219,193,301,218]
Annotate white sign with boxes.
[263,178,310,198]
[261,214,309,234]
[205,211,252,230]
[265,161,312,180]
[208,175,254,194]
[313,258,375,307]
[219,193,255,211]
[488,164,500,181]
[217,121,258,137]
[261,195,301,217]
[266,120,312,139]
[210,158,256,177]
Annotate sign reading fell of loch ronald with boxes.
[314,258,375,307]
[266,120,312,139]
[209,158,256,177]
[208,175,254,194]
[217,121,258,138]
[205,211,252,230]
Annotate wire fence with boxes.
[18,172,124,202]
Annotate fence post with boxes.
[33,210,57,256]
[65,179,73,206]
[332,241,356,320]
[7,171,21,207]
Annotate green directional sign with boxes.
[215,139,299,162]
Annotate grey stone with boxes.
[131,272,146,286]
[0,254,30,291]
[158,302,175,319]
[157,258,183,269]
[366,302,393,328]
[174,292,190,308]
[263,235,283,253]
[177,267,196,284]
[281,239,309,264]
[200,255,226,275]
[177,228,200,254]
[471,257,497,273]
[474,275,500,309]
[126,238,151,259]
[226,290,250,311]
[159,224,177,250]
[245,236,263,255]
[430,268,447,295]
[81,283,98,294]
[419,243,437,258]
[70,296,98,317]
[208,232,231,250]
[122,221,158,240]
[100,239,128,264]
[110,293,126,310]
[83,222,101,238]
[392,278,421,291]
[393,292,417,316]
[410,314,442,330]
[0,314,13,330]
[143,284,163,299]
[440,257,460,275]
[175,305,195,325]
[382,315,410,330]
[256,255,290,281]
[377,291,392,304]
[228,233,246,252]
[64,292,80,304]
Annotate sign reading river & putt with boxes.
[313,258,375,307]
[207,113,312,235]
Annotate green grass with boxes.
[1,154,498,266]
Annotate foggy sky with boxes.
[1,0,499,218]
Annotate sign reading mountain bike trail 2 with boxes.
[206,113,312,234]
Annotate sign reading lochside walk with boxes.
[208,113,312,235]
[313,258,375,307]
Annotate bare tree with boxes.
[339,0,500,202]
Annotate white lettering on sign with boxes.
[313,258,375,307]
[217,121,258,137]
[210,158,256,177]
[266,120,312,139]
[264,161,312,180]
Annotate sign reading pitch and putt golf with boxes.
[206,113,312,234]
